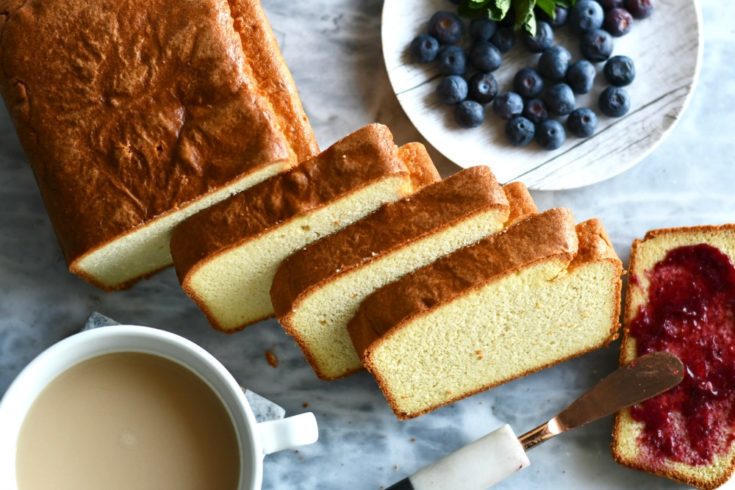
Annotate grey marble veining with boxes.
[0,1,732,489]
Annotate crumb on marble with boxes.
[303,402,309,408]
[265,350,279,368]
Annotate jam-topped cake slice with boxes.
[613,225,735,490]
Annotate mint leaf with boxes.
[458,0,492,18]
[536,0,557,18]
[514,0,537,35]
[458,0,575,26]
[485,0,511,20]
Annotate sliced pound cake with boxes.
[271,168,537,380]
[0,0,317,289]
[612,225,735,490]
[170,124,439,332]
[348,209,623,419]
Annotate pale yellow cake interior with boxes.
[369,258,620,418]
[289,209,508,379]
[614,227,735,489]
[187,175,413,331]
[73,161,288,288]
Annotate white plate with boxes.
[381,0,702,190]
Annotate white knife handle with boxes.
[387,425,530,490]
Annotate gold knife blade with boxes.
[519,351,685,450]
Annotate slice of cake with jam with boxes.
[612,225,735,489]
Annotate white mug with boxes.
[0,325,319,490]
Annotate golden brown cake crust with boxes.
[396,142,441,190]
[502,181,538,225]
[611,224,735,490]
[572,219,621,267]
[270,166,508,321]
[347,208,579,358]
[170,124,418,286]
[0,0,315,274]
[228,0,318,162]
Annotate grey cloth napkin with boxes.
[82,312,285,423]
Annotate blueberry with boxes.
[537,6,568,28]
[604,55,636,86]
[492,92,524,120]
[409,35,440,63]
[566,60,596,94]
[536,119,566,150]
[604,8,633,36]
[470,42,502,72]
[538,46,571,81]
[455,100,485,128]
[570,0,604,32]
[599,86,631,117]
[470,18,497,42]
[436,76,468,104]
[505,116,536,146]
[543,83,575,116]
[522,98,549,124]
[522,21,554,53]
[567,108,598,137]
[625,0,654,19]
[429,11,464,44]
[468,72,499,104]
[600,0,624,9]
[581,29,614,62]
[513,68,544,99]
[491,26,515,53]
[437,45,466,75]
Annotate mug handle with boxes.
[258,412,319,455]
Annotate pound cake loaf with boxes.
[612,225,735,490]
[0,0,317,289]
[349,209,623,419]
[171,124,439,332]
[271,169,537,380]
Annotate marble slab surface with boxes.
[0,1,733,489]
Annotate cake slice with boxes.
[170,124,439,332]
[0,0,317,290]
[271,168,538,380]
[348,209,623,419]
[612,225,735,490]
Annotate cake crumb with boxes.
[265,350,279,368]
[302,402,310,408]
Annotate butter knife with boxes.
[387,351,684,490]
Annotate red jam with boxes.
[629,244,735,465]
